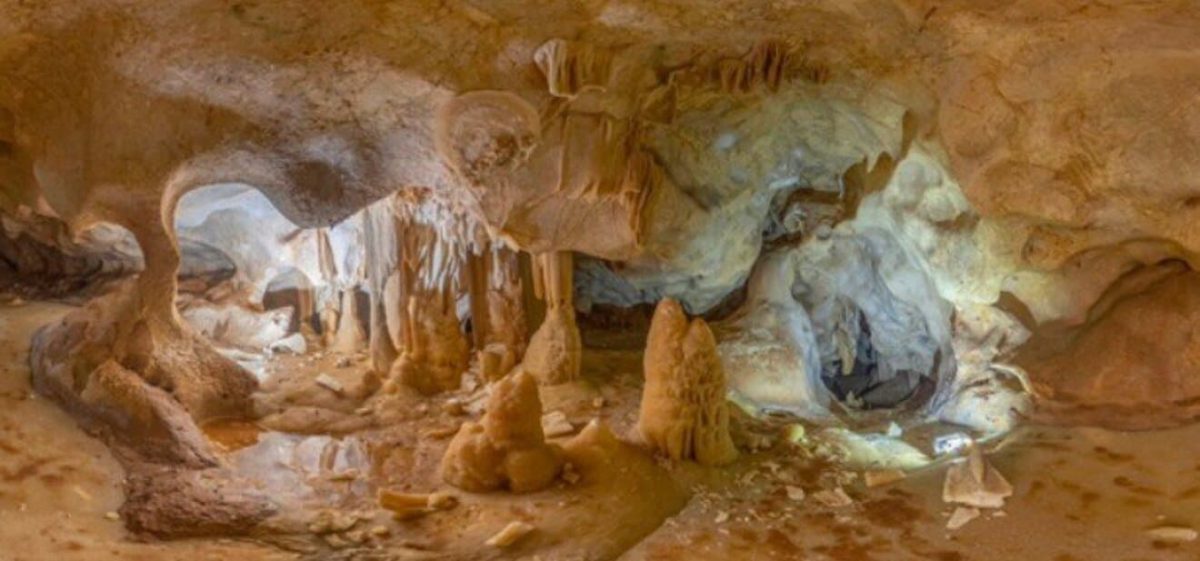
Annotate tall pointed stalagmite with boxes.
[522,251,582,385]
[638,298,737,466]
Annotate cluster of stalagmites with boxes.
[440,369,564,492]
[638,298,738,466]
[439,296,737,496]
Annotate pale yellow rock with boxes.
[946,507,980,530]
[864,469,907,488]
[943,447,1013,509]
[314,373,344,395]
[486,521,535,548]
[440,370,563,493]
[541,410,575,438]
[1146,526,1198,542]
[638,299,737,466]
[811,488,854,508]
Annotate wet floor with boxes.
[2,301,1198,560]
[0,302,292,561]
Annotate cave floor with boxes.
[1,301,1198,561]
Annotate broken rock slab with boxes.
[946,506,980,530]
[943,447,1013,509]
[486,521,535,548]
[1146,526,1198,543]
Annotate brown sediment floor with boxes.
[2,301,1198,560]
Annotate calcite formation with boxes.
[943,447,1014,510]
[523,252,583,385]
[638,298,737,466]
[441,369,564,493]
[2,1,1200,557]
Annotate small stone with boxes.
[714,511,730,523]
[812,488,854,508]
[943,447,1013,509]
[104,511,120,521]
[885,422,903,438]
[427,491,458,511]
[592,397,605,408]
[786,486,806,501]
[486,521,535,547]
[336,357,353,368]
[72,486,93,501]
[322,533,350,549]
[369,525,391,538]
[441,399,466,416]
[421,425,460,439]
[379,490,431,514]
[1146,526,1198,542]
[946,507,980,530]
[864,469,906,488]
[541,410,575,437]
[315,373,344,394]
[561,462,581,485]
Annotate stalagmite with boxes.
[316,227,341,348]
[522,252,581,385]
[362,199,401,374]
[10,4,1200,557]
[440,369,563,493]
[385,201,472,396]
[468,244,528,382]
[637,298,737,466]
[332,287,366,354]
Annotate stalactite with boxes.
[332,287,366,354]
[316,227,340,348]
[522,251,581,385]
[384,199,472,396]
[362,200,400,374]
[468,243,529,382]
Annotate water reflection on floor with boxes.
[3,302,1199,560]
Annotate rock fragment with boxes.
[943,447,1012,509]
[864,468,906,488]
[541,410,576,437]
[486,521,534,547]
[315,373,344,395]
[1146,526,1198,542]
[812,487,854,508]
[946,506,980,530]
